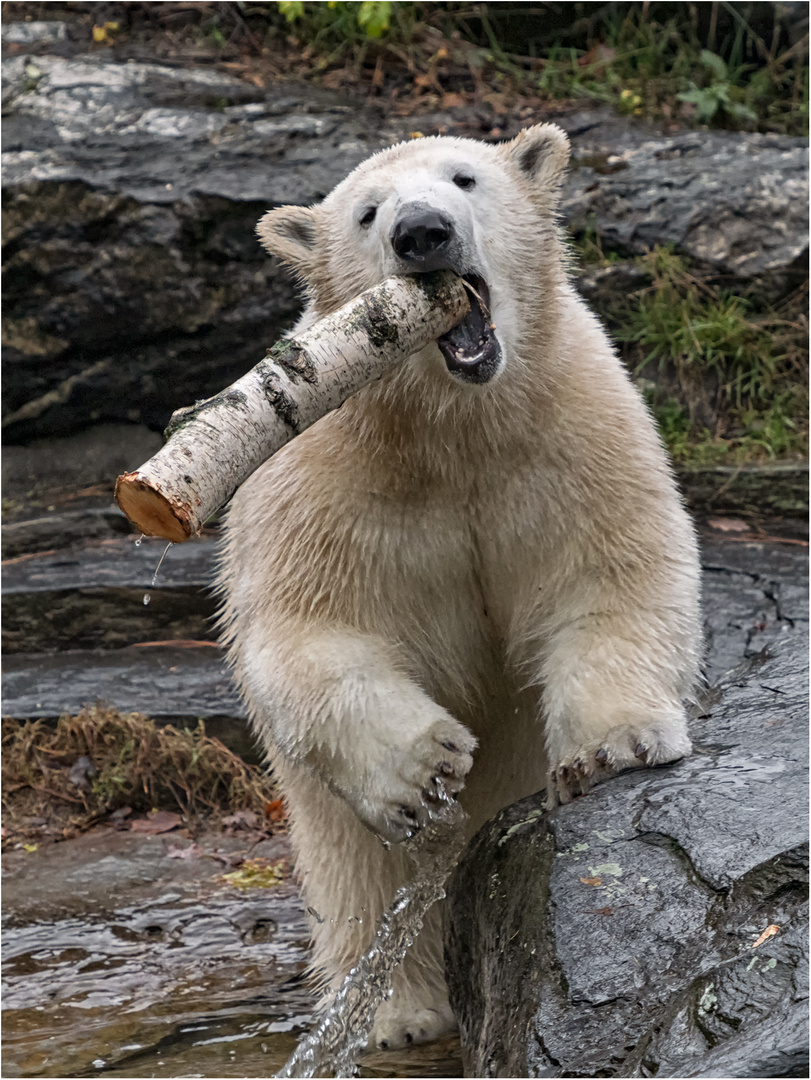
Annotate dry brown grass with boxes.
[2,706,277,831]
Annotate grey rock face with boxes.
[444,636,809,1078]
[1,55,389,203]
[1,22,68,45]
[1,55,403,441]
[2,51,807,441]
[564,129,809,282]
[700,538,809,685]
[3,643,244,723]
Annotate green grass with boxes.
[529,5,807,134]
[577,246,808,465]
[268,1,808,135]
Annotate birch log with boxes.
[115,270,469,543]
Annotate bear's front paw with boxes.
[548,720,691,806]
[356,718,476,843]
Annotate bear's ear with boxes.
[504,123,570,193]
[257,205,320,273]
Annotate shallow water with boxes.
[2,829,463,1078]
[278,803,468,1078]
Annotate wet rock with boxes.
[565,128,809,287]
[1,423,161,555]
[3,532,214,593]
[679,464,809,519]
[3,580,215,652]
[1,828,312,1079]
[444,635,809,1078]
[2,50,807,441]
[1,21,69,45]
[2,534,218,652]
[699,537,809,685]
[67,752,96,789]
[0,54,401,442]
[2,423,161,500]
[2,505,132,557]
[2,643,244,722]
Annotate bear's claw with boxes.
[362,718,476,842]
[548,721,691,807]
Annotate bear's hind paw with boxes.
[368,1001,456,1050]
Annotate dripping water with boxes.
[142,541,173,605]
[277,790,468,1078]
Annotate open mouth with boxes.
[437,273,502,384]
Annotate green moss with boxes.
[575,242,808,466]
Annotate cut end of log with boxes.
[115,472,194,543]
[114,271,471,542]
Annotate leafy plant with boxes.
[277,0,392,39]
[278,0,305,22]
[357,1,392,39]
[676,49,757,124]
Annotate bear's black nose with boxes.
[391,208,454,269]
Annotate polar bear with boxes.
[217,124,701,1049]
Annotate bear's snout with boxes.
[391,206,455,271]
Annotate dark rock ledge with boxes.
[444,635,809,1078]
[2,48,807,442]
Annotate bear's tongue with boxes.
[437,275,502,384]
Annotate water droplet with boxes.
[143,593,151,606]
[150,542,173,589]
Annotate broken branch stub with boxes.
[115,271,469,543]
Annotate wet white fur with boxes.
[217,126,702,1048]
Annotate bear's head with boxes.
[258,123,570,387]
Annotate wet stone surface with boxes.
[699,536,809,685]
[2,46,806,441]
[2,425,161,557]
[2,644,246,744]
[3,535,218,653]
[445,634,809,1078]
[2,829,312,1078]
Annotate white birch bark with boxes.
[115,271,469,542]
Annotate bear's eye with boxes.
[453,174,475,190]
[359,206,377,227]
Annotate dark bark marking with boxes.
[164,388,248,439]
[268,339,317,384]
[362,293,401,350]
[261,373,299,432]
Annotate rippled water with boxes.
[3,889,312,1077]
[2,830,463,1078]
